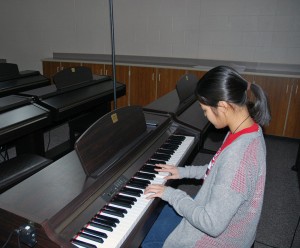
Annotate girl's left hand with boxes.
[144,184,166,199]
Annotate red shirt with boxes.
[204,123,259,180]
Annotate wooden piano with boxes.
[0,105,201,248]
[0,63,50,97]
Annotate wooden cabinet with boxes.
[284,79,300,138]
[42,61,60,81]
[243,74,300,139]
[42,61,81,82]
[157,68,205,99]
[254,75,290,137]
[103,64,130,109]
[42,59,299,138]
[81,63,105,76]
[157,68,189,98]
[129,66,157,106]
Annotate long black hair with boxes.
[195,66,271,126]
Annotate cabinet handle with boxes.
[295,84,298,95]
[286,84,289,94]
[152,73,154,81]
[158,74,161,82]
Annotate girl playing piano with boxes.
[142,65,271,248]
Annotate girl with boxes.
[142,66,271,248]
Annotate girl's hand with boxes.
[144,184,166,199]
[155,164,180,180]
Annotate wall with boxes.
[0,0,299,72]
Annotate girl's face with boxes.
[200,103,227,129]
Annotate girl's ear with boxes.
[217,101,230,114]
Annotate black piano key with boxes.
[111,199,132,208]
[165,139,183,145]
[89,221,113,232]
[71,239,97,248]
[127,181,146,189]
[141,165,158,174]
[92,217,117,228]
[79,232,104,243]
[147,159,166,165]
[117,194,137,202]
[152,153,171,160]
[135,171,155,180]
[128,178,150,189]
[103,205,128,217]
[95,214,120,224]
[169,135,186,141]
[120,187,143,196]
[157,148,174,155]
[102,208,124,218]
[161,143,179,150]
[82,227,108,238]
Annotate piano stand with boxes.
[15,131,45,156]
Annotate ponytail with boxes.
[247,82,271,126]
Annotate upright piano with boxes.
[0,106,200,248]
[0,63,50,97]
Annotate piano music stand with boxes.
[75,106,147,177]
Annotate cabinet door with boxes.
[253,75,290,136]
[105,65,130,109]
[157,68,206,99]
[157,68,189,98]
[129,66,156,106]
[82,63,105,75]
[42,61,61,82]
[284,79,300,138]
[60,62,81,71]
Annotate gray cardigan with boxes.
[162,128,266,248]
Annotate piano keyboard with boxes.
[71,134,195,248]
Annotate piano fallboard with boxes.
[0,111,200,248]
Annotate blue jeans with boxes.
[141,203,182,248]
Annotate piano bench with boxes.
[0,154,52,193]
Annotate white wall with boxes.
[0,0,299,72]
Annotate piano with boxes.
[0,63,50,97]
[14,66,126,156]
[144,73,211,150]
[0,105,200,248]
[18,67,126,122]
[0,95,50,149]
